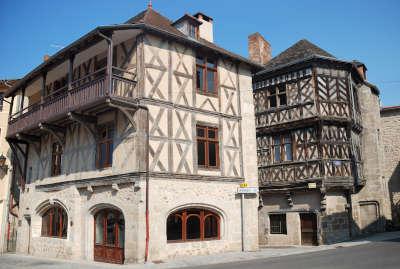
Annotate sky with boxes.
[1,0,399,106]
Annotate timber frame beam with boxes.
[39,122,66,147]
[67,112,98,142]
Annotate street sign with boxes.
[308,182,317,189]
[240,182,248,188]
[237,187,258,194]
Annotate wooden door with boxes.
[94,209,125,264]
[300,213,318,246]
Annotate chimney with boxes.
[194,12,213,42]
[248,33,271,65]
[43,54,50,62]
[353,61,367,80]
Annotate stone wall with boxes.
[381,106,400,226]
[351,83,392,235]
[321,192,350,244]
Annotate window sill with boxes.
[196,90,219,98]
[198,166,220,171]
[167,238,220,244]
[41,236,67,240]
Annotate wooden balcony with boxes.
[7,68,137,138]
[258,159,354,188]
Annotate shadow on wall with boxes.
[389,162,400,228]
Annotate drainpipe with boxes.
[143,106,150,262]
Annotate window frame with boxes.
[273,133,294,163]
[267,83,287,109]
[196,125,220,169]
[196,55,218,96]
[41,206,68,239]
[167,208,220,243]
[269,213,287,235]
[0,92,4,111]
[96,125,114,169]
[51,142,63,176]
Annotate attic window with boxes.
[189,24,197,38]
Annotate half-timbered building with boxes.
[4,6,261,264]
[249,35,391,246]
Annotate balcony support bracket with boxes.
[67,112,98,143]
[39,123,66,148]
[15,133,41,159]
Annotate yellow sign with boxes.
[308,182,317,189]
[240,182,248,188]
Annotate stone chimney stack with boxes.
[43,54,50,62]
[194,12,213,42]
[248,33,271,65]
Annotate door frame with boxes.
[93,208,125,264]
[299,212,318,246]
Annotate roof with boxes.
[0,79,19,92]
[381,105,400,114]
[6,7,261,97]
[264,39,335,71]
[124,8,257,66]
[172,14,202,26]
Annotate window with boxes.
[41,206,68,238]
[167,208,220,242]
[51,142,63,176]
[273,133,293,163]
[97,125,114,169]
[0,93,4,111]
[196,55,217,95]
[267,84,287,108]
[188,23,197,38]
[269,214,287,234]
[197,125,219,168]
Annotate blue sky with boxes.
[1,0,399,106]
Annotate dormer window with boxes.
[172,14,201,39]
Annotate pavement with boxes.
[1,231,400,269]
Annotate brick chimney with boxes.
[43,54,50,62]
[248,33,271,65]
[194,12,213,42]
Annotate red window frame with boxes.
[196,125,220,169]
[196,55,218,96]
[96,125,114,169]
[41,206,68,238]
[51,142,63,176]
[167,208,220,243]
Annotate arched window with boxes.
[166,208,220,242]
[41,206,68,238]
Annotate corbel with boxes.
[285,191,294,208]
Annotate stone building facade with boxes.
[0,80,19,253]
[4,7,260,264]
[380,106,400,227]
[249,35,391,246]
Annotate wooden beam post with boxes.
[8,95,15,121]
[41,72,47,103]
[20,87,26,114]
[68,54,75,91]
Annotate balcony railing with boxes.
[7,68,137,137]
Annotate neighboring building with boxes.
[0,79,18,253]
[4,6,261,264]
[380,106,400,227]
[249,35,391,246]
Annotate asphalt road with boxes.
[0,238,399,269]
[189,238,400,269]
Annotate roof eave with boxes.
[7,22,262,97]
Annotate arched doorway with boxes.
[94,208,125,264]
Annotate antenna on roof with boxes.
[148,0,152,9]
